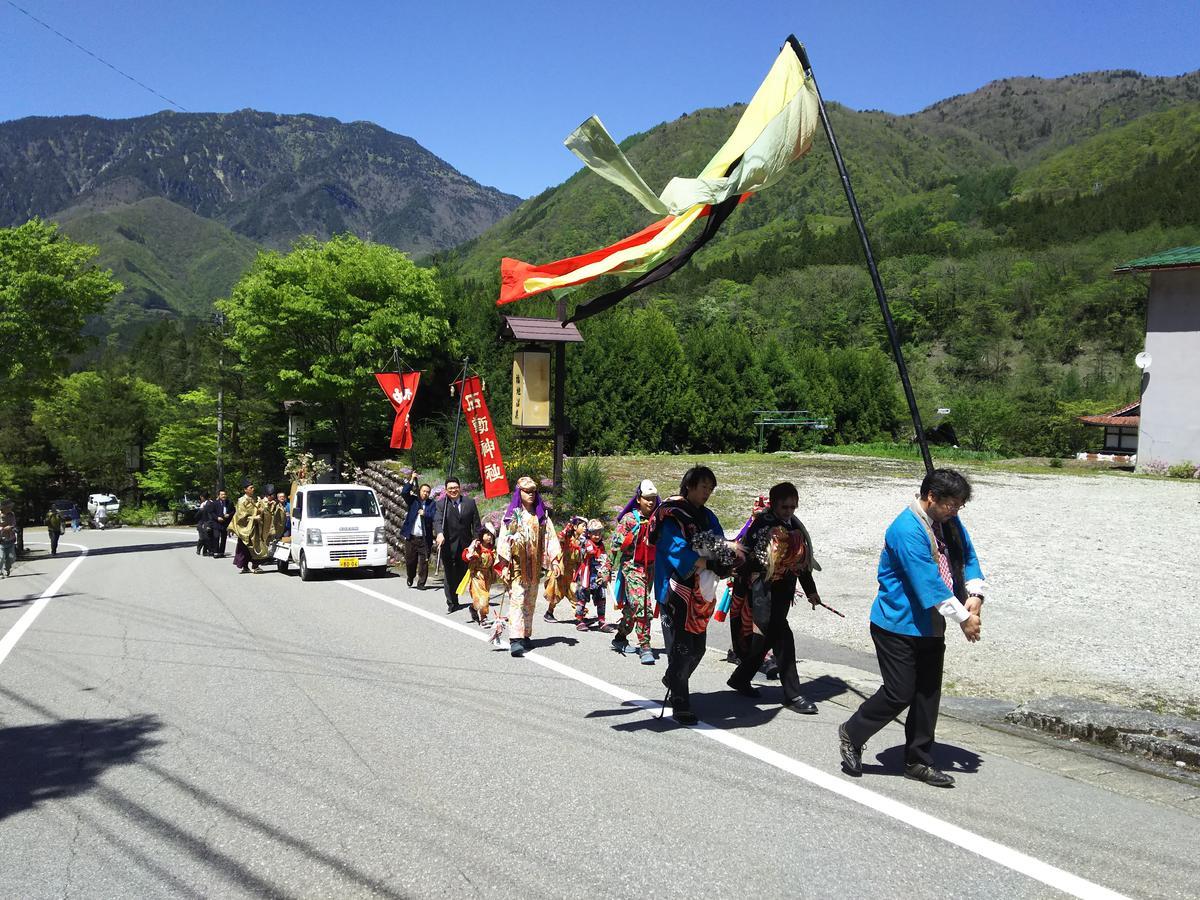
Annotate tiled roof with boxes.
[1078,401,1140,427]
[1113,246,1200,273]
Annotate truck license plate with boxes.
[338,558,359,568]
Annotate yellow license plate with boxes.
[338,558,359,568]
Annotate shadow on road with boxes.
[83,541,195,557]
[871,742,983,776]
[0,592,82,610]
[0,713,162,820]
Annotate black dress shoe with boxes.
[904,763,955,788]
[783,695,818,714]
[672,708,698,726]
[726,677,761,698]
[838,723,863,776]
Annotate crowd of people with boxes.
[191,481,289,574]
[20,460,985,787]
[404,463,987,787]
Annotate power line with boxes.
[5,0,188,112]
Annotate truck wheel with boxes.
[372,565,388,578]
[299,552,315,582]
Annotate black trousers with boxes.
[405,535,430,586]
[731,589,804,703]
[441,544,468,609]
[214,527,229,556]
[49,529,60,555]
[844,623,946,767]
[661,591,706,711]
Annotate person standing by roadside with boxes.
[399,472,436,589]
[0,500,17,577]
[212,489,234,558]
[70,503,81,533]
[44,505,65,556]
[610,479,659,664]
[838,468,986,788]
[652,467,740,725]
[434,478,481,613]
[726,482,820,714]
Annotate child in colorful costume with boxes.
[610,479,659,664]
[462,523,500,627]
[498,476,560,657]
[726,481,821,714]
[652,466,740,725]
[574,519,613,631]
[544,516,585,622]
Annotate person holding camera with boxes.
[400,471,436,589]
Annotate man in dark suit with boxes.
[211,489,235,558]
[399,471,437,589]
[433,477,481,613]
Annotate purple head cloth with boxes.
[617,483,660,521]
[503,487,547,523]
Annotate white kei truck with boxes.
[287,484,389,581]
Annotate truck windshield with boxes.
[307,490,379,518]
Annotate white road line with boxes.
[339,579,1128,900]
[0,542,88,667]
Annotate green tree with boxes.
[138,390,219,501]
[0,219,121,398]
[33,371,169,490]
[218,236,453,461]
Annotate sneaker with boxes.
[575,621,590,632]
[543,611,556,623]
[838,723,863,776]
[725,649,740,665]
[610,637,629,653]
[624,643,641,655]
[597,622,617,633]
[904,763,955,788]
[510,639,526,658]
[639,648,655,665]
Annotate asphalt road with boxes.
[0,528,1196,899]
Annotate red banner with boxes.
[459,375,509,499]
[374,372,421,450]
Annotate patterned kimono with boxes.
[544,524,581,615]
[574,536,612,624]
[462,539,499,621]
[498,507,560,640]
[231,494,268,569]
[612,510,655,649]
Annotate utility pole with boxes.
[214,311,226,491]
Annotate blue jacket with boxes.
[400,482,437,542]
[870,507,984,637]
[653,506,723,605]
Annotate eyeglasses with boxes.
[520,488,537,494]
[935,498,966,512]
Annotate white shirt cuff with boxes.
[937,596,971,623]
[966,578,988,597]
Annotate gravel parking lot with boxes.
[603,454,1200,716]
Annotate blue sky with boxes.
[2,0,1196,198]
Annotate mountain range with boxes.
[3,68,1198,348]
[0,109,522,342]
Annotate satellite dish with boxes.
[1135,351,1152,371]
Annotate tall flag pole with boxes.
[789,37,934,475]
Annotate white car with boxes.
[289,484,388,581]
[87,493,121,520]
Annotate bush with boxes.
[559,457,611,522]
[116,502,170,526]
[505,437,554,487]
[1167,461,1199,479]
[408,424,446,471]
[1049,457,1064,468]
